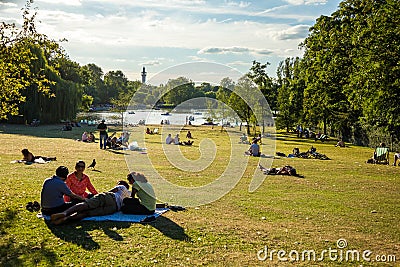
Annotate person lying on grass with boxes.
[21,148,57,163]
[121,172,156,215]
[259,164,303,177]
[41,166,85,216]
[50,180,130,225]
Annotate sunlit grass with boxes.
[0,123,399,266]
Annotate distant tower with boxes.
[141,67,147,83]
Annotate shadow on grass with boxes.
[148,216,192,242]
[44,216,191,249]
[45,220,132,250]
[0,208,57,267]
[105,149,129,155]
[0,124,97,140]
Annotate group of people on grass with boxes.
[165,131,194,146]
[96,120,130,149]
[41,161,156,225]
[81,132,95,143]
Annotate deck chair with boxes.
[373,147,389,165]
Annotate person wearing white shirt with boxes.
[50,181,131,225]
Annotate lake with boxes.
[79,109,236,126]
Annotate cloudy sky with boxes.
[0,0,341,84]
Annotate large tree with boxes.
[0,0,54,120]
[276,57,305,132]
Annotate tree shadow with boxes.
[45,220,132,250]
[0,208,57,266]
[147,216,192,242]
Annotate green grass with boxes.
[0,123,399,266]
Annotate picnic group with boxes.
[36,161,156,225]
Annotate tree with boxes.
[247,60,276,111]
[0,0,54,120]
[110,80,141,125]
[80,63,105,104]
[275,57,305,132]
[301,14,352,135]
[163,77,205,106]
[228,76,258,135]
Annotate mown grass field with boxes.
[0,123,399,266]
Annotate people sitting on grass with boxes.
[88,132,95,143]
[50,180,131,225]
[166,134,173,144]
[174,134,181,145]
[119,132,130,147]
[186,130,193,139]
[121,172,156,215]
[21,148,57,163]
[105,132,122,149]
[64,160,98,203]
[41,166,85,216]
[182,140,194,146]
[82,132,89,142]
[146,127,153,134]
[62,122,72,131]
[245,140,260,157]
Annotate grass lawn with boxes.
[0,123,399,266]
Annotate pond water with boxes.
[79,109,237,126]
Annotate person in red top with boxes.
[64,160,98,203]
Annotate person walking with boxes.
[97,119,108,149]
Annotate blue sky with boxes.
[0,0,342,84]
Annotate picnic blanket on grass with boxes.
[37,208,169,223]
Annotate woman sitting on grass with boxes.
[64,160,98,203]
[121,172,156,215]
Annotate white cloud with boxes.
[140,60,162,66]
[284,0,327,5]
[0,2,18,7]
[36,0,82,6]
[198,46,274,56]
[273,24,310,40]
[225,0,251,8]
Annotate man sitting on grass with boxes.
[245,140,260,157]
[41,166,85,216]
[50,180,131,225]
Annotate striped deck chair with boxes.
[373,147,389,165]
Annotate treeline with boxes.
[274,0,400,148]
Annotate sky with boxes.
[0,0,342,84]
